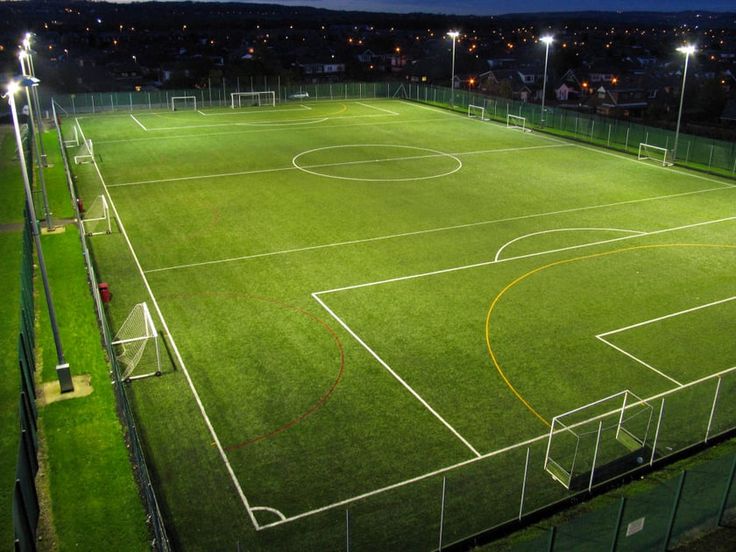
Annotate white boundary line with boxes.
[74,118,261,530]
[314,216,736,296]
[312,294,481,458]
[595,295,736,387]
[130,114,148,131]
[357,101,399,115]
[145,187,734,273]
[494,227,645,262]
[199,106,310,117]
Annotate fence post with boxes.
[624,127,630,151]
[607,124,612,146]
[708,145,714,168]
[91,94,95,114]
[663,471,687,551]
[345,509,350,552]
[609,496,627,552]
[438,476,447,551]
[546,526,557,552]
[717,455,736,526]
[686,141,691,163]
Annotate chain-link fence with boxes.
[50,103,171,551]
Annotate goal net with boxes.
[81,195,112,236]
[507,114,531,132]
[544,390,654,491]
[64,125,79,147]
[171,96,197,111]
[638,143,673,166]
[468,104,487,120]
[74,139,94,165]
[231,91,276,108]
[111,303,162,381]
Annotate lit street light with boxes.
[448,30,459,107]
[540,35,554,127]
[4,78,73,393]
[673,44,696,162]
[22,33,48,168]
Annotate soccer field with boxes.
[65,98,736,550]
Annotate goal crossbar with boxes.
[468,104,487,120]
[507,114,531,132]
[81,195,112,236]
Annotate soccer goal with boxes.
[74,139,94,165]
[171,96,197,111]
[544,390,654,491]
[81,195,112,236]
[231,91,276,108]
[638,143,674,166]
[111,303,162,381]
[507,114,531,132]
[468,104,487,120]
[64,125,79,148]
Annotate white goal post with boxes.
[231,91,276,108]
[638,143,674,166]
[64,125,79,147]
[544,390,654,490]
[81,195,112,236]
[171,95,197,111]
[468,104,487,120]
[507,114,531,132]
[74,138,94,165]
[111,302,162,381]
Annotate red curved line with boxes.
[221,295,345,451]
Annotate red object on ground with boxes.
[98,282,111,303]
[77,197,84,213]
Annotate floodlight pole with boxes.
[23,37,48,167]
[673,45,695,162]
[19,53,53,230]
[540,36,554,128]
[6,84,73,393]
[448,31,459,107]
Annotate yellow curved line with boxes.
[485,243,736,428]
[324,103,349,116]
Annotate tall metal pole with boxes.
[6,84,73,393]
[23,38,48,167]
[449,32,458,107]
[673,46,694,162]
[540,36,553,128]
[19,53,53,230]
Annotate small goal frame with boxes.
[111,302,162,381]
[231,91,276,108]
[74,139,94,165]
[507,114,531,132]
[544,389,654,490]
[638,143,674,166]
[64,125,79,147]
[81,195,112,236]
[468,104,487,120]
[171,96,197,111]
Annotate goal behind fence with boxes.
[231,91,276,108]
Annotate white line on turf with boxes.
[198,106,310,116]
[357,101,399,115]
[494,227,645,262]
[595,335,683,386]
[129,114,148,131]
[251,506,286,522]
[109,144,568,188]
[145,187,734,274]
[74,118,262,530]
[140,112,394,131]
[312,293,481,458]
[314,215,736,296]
[197,110,207,116]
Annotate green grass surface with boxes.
[67,99,736,549]
[0,126,25,547]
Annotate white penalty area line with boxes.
[312,293,481,458]
[74,118,261,530]
[197,106,311,116]
[595,295,736,387]
[109,143,569,189]
[357,101,399,115]
[145,186,735,274]
[130,114,148,131]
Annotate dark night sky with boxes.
[164,0,736,15]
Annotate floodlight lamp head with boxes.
[18,49,27,60]
[677,44,696,55]
[4,80,20,99]
[447,30,460,39]
[541,35,554,45]
[22,37,31,50]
